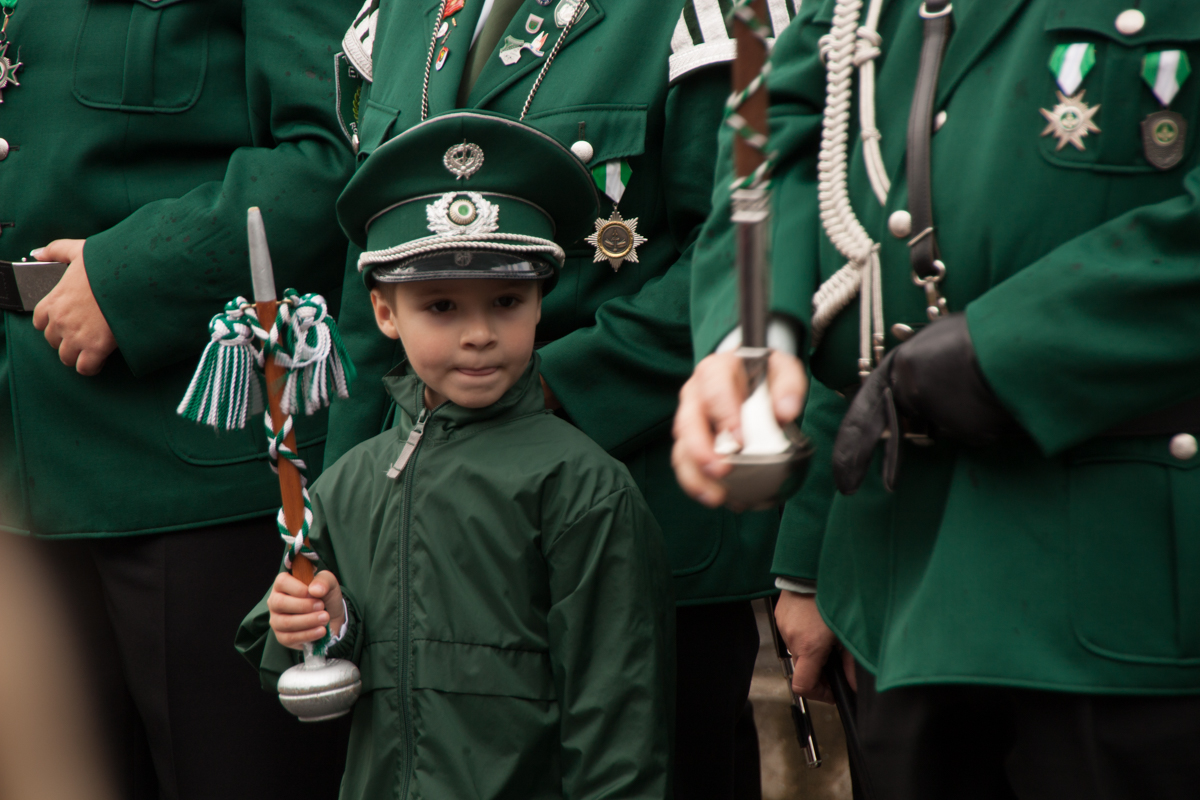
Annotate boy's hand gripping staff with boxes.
[177,208,361,722]
[715,0,811,508]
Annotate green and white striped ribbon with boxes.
[1048,43,1095,95]
[1143,50,1192,107]
[592,159,632,204]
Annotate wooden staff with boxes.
[248,207,315,585]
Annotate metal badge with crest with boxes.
[585,159,646,271]
[444,142,484,179]
[1141,50,1191,170]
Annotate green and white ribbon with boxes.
[1143,50,1192,106]
[725,0,775,191]
[1048,43,1095,95]
[591,159,632,204]
[265,410,329,655]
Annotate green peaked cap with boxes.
[337,111,600,290]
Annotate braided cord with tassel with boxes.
[177,290,355,655]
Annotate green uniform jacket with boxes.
[323,0,798,603]
[694,0,1200,693]
[0,0,357,536]
[238,357,674,800]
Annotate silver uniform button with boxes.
[1170,433,1197,461]
[0,138,8,161]
[1115,9,1145,35]
[570,140,594,163]
[934,110,948,131]
[888,209,913,238]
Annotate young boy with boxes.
[237,112,674,800]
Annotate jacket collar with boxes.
[935,0,1034,109]
[465,0,606,109]
[382,352,547,431]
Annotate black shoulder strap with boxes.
[906,1,953,319]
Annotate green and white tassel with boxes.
[176,297,267,429]
[271,289,357,417]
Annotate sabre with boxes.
[761,595,821,768]
[716,0,811,508]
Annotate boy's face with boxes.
[370,278,542,409]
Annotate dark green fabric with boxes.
[771,378,845,583]
[325,0,782,603]
[238,356,673,800]
[692,0,1200,693]
[459,0,528,103]
[0,0,358,536]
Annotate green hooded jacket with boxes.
[238,356,674,800]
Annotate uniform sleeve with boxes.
[968,164,1200,455]
[537,67,728,458]
[772,377,845,581]
[235,480,365,689]
[545,487,674,800]
[84,0,358,378]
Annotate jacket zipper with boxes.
[386,408,429,479]
[396,401,446,799]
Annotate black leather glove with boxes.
[832,313,1019,495]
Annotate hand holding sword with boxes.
[672,0,810,509]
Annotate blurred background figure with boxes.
[0,534,116,800]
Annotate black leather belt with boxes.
[906,1,953,319]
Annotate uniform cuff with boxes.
[775,576,816,595]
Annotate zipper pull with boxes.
[386,409,428,480]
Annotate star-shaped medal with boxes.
[1039,89,1100,152]
[585,209,647,271]
[0,42,20,103]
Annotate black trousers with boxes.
[854,665,1200,800]
[674,600,762,800]
[39,517,349,800]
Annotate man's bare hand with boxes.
[672,349,807,508]
[267,570,346,651]
[775,590,857,704]
[30,240,117,376]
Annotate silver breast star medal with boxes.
[1039,90,1101,151]
[0,2,21,103]
[586,210,645,271]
